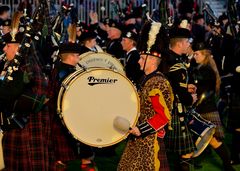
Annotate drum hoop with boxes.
[79,52,125,74]
[189,112,216,158]
[57,69,84,114]
[193,126,215,157]
[79,51,93,59]
[57,68,140,147]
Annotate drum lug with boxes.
[57,110,62,116]
[62,83,69,90]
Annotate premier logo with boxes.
[87,76,118,86]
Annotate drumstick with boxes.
[113,116,131,132]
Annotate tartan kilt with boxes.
[158,139,170,171]
[164,113,196,155]
[200,111,225,140]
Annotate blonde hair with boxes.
[198,49,221,95]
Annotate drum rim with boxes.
[192,126,216,157]
[57,68,140,147]
[78,52,125,74]
[57,69,85,114]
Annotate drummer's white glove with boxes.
[129,126,141,136]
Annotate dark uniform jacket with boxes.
[191,64,217,113]
[79,45,92,55]
[106,38,124,59]
[125,49,143,89]
[161,50,193,106]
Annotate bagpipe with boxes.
[0,0,54,130]
[3,0,51,83]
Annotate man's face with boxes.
[86,38,96,49]
[71,53,80,66]
[180,38,191,54]
[107,27,121,40]
[3,43,19,61]
[138,54,148,71]
[0,11,9,20]
[121,37,133,51]
[2,26,11,35]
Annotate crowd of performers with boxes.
[0,1,240,171]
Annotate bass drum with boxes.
[77,52,125,75]
[57,68,139,147]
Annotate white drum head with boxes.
[78,52,125,75]
[58,69,139,147]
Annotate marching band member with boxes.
[0,12,54,170]
[118,20,174,171]
[161,27,197,171]
[47,24,97,170]
[121,30,143,89]
[78,31,98,53]
[191,42,235,171]
[106,20,124,59]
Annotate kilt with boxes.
[164,112,196,155]
[2,107,55,171]
[200,111,225,140]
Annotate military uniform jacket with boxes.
[165,50,193,106]
[125,49,143,89]
[163,50,196,155]
[106,38,124,59]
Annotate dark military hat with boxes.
[2,31,23,43]
[78,31,97,42]
[108,20,123,31]
[1,19,11,26]
[169,27,192,39]
[122,30,138,42]
[59,43,81,54]
[0,5,10,15]
[192,41,207,51]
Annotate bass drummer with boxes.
[47,36,97,170]
[190,41,235,171]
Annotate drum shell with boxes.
[57,68,139,147]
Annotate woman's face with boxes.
[194,50,205,64]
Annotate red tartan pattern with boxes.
[2,63,55,171]
[47,64,77,163]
